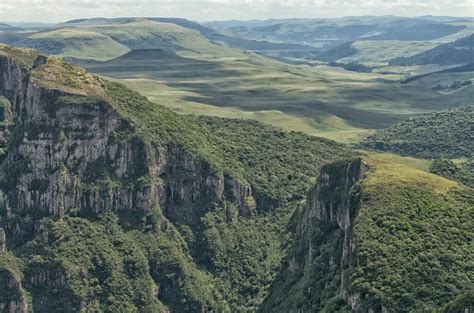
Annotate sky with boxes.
[0,0,472,23]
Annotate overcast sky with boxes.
[0,0,472,23]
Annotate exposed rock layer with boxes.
[260,158,370,312]
[0,54,254,247]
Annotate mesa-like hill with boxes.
[0,18,229,62]
[0,46,472,313]
[261,155,473,312]
[360,106,474,159]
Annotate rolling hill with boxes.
[391,34,474,66]
[0,17,470,144]
[0,23,22,32]
[206,17,474,72]
[0,18,229,61]
[206,16,470,47]
[360,106,474,159]
[84,42,467,139]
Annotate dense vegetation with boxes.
[261,155,474,312]
[193,116,352,205]
[429,158,474,188]
[0,46,356,311]
[327,61,372,73]
[361,106,474,159]
[352,159,473,311]
[314,41,357,62]
[5,111,352,311]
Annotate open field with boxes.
[1,18,472,143]
[82,36,469,142]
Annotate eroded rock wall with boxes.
[0,54,254,247]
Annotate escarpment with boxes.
[304,158,369,302]
[0,231,28,313]
[0,47,362,312]
[260,158,370,312]
[0,51,255,247]
[0,267,28,313]
[262,155,473,312]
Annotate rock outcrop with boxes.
[303,157,369,301]
[0,240,28,313]
[0,268,28,313]
[0,228,5,252]
[260,158,370,312]
[0,52,255,247]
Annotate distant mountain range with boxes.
[1,16,473,66]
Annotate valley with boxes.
[0,11,472,313]
[0,17,472,143]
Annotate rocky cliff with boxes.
[0,46,267,312]
[2,45,469,313]
[0,231,28,313]
[260,158,370,312]
[0,49,255,248]
[303,158,368,305]
[261,154,473,312]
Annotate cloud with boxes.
[0,0,471,22]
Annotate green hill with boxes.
[391,34,474,66]
[206,16,469,47]
[360,106,474,159]
[0,18,235,62]
[261,154,473,312]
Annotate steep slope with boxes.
[261,155,473,312]
[360,106,474,159]
[0,249,28,313]
[0,45,353,312]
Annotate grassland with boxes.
[85,43,466,143]
[339,40,438,66]
[1,19,471,144]
[29,28,130,61]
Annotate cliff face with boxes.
[262,154,473,313]
[0,268,28,313]
[0,49,262,312]
[0,53,254,246]
[260,158,369,312]
[303,158,368,301]
[0,230,28,313]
